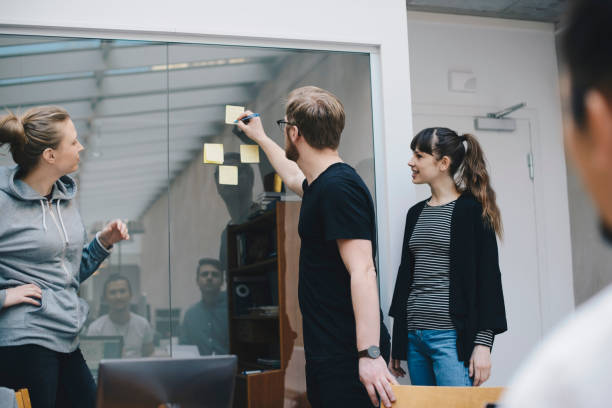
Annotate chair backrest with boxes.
[14,389,31,408]
[391,385,504,408]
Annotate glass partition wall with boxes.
[0,34,377,405]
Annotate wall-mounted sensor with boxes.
[448,70,477,93]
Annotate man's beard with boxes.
[285,137,299,162]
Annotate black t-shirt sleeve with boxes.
[320,180,373,242]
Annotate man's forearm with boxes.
[351,266,381,350]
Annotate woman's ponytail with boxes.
[460,133,503,238]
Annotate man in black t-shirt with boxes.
[237,86,396,408]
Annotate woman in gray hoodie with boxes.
[0,106,129,408]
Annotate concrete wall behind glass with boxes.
[139,51,376,326]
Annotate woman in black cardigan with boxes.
[388,127,507,387]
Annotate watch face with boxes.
[368,346,380,359]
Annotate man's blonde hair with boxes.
[285,86,345,150]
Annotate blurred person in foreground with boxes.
[502,1,612,407]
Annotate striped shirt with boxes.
[406,199,493,348]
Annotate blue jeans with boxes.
[407,330,472,386]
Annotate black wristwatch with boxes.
[358,345,381,359]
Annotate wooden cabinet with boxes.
[227,202,309,408]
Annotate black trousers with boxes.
[305,342,391,408]
[306,357,375,408]
[0,344,96,408]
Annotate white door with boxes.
[411,108,543,386]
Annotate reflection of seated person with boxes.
[180,258,229,356]
[87,274,154,358]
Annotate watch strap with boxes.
[358,345,381,359]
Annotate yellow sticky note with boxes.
[203,143,224,164]
[219,165,238,185]
[240,145,260,163]
[225,105,245,124]
[274,173,283,192]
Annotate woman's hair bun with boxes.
[0,111,26,148]
[1,106,70,173]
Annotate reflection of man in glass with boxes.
[180,258,229,356]
[87,274,154,357]
[215,152,255,270]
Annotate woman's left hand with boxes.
[469,345,491,387]
[98,219,130,249]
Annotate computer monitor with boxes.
[96,355,237,408]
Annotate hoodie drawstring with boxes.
[56,199,69,244]
[40,200,48,231]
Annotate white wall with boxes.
[406,11,574,381]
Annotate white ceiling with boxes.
[406,0,568,23]
[0,36,293,229]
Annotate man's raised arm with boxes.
[236,111,305,197]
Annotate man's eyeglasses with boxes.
[276,119,297,132]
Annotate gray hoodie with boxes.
[0,166,110,353]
